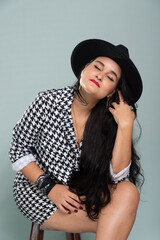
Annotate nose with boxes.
[96,73,102,81]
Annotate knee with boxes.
[111,181,140,211]
[119,181,140,200]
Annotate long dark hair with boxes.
[68,68,144,221]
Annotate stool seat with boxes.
[30,222,81,240]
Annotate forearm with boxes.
[21,162,44,184]
[111,123,133,174]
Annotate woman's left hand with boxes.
[108,90,135,128]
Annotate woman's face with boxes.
[79,56,122,100]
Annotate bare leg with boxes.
[41,206,97,233]
[96,181,140,240]
[41,181,139,239]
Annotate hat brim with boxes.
[71,39,143,103]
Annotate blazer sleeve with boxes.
[110,161,131,183]
[8,92,47,171]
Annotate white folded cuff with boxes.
[110,161,131,182]
[12,154,36,171]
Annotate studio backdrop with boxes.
[0,0,160,239]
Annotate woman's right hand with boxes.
[48,184,84,214]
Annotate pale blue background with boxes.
[0,0,160,239]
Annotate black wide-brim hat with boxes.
[71,39,143,103]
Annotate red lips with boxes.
[90,79,100,88]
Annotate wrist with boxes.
[35,173,57,196]
[48,183,58,198]
[118,121,134,131]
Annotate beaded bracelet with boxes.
[35,173,57,195]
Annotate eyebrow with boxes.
[95,60,118,80]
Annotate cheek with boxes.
[103,81,116,90]
[79,70,89,85]
[101,83,117,96]
[79,76,85,86]
[79,77,88,91]
[80,69,88,79]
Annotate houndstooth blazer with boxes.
[9,85,131,184]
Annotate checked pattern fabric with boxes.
[9,86,83,224]
[9,85,130,224]
[9,86,82,183]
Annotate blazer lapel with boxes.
[56,86,78,155]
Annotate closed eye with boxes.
[107,76,114,82]
[94,64,114,81]
[94,65,101,71]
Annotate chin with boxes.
[83,86,98,95]
[80,81,98,94]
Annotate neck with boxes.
[72,86,99,116]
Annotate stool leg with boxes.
[75,233,81,240]
[30,223,34,240]
[39,228,44,240]
[30,222,44,240]
[65,232,74,240]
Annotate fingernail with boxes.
[79,206,83,210]
[68,211,71,214]
[74,209,78,213]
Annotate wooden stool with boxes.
[30,222,81,240]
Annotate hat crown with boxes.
[116,44,129,58]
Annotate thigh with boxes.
[41,208,97,233]
[42,181,139,234]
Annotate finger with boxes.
[58,204,70,214]
[68,192,82,204]
[79,195,86,202]
[117,90,124,102]
[68,196,83,210]
[67,197,81,209]
[64,201,79,213]
[111,102,118,108]
[108,107,114,114]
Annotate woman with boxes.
[9,39,144,239]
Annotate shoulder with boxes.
[37,85,75,105]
